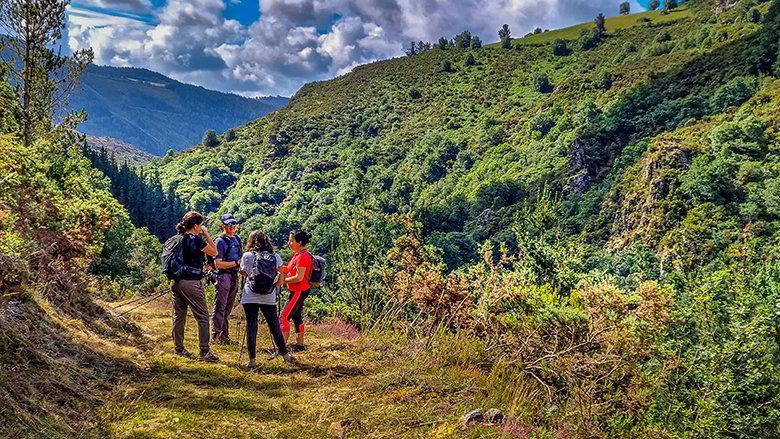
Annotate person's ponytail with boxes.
[177,211,204,234]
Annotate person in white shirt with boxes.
[239,230,295,368]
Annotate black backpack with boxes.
[307,252,327,286]
[247,251,278,295]
[162,234,203,280]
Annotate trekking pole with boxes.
[112,293,157,309]
[117,290,167,316]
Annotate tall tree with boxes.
[648,0,660,10]
[0,0,93,147]
[595,13,607,36]
[620,2,630,14]
[499,24,512,49]
[405,40,417,56]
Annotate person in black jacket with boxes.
[171,211,220,362]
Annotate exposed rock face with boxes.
[606,139,693,251]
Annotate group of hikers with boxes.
[164,210,321,368]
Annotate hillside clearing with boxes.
[94,301,514,439]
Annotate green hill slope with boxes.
[68,65,289,156]
[157,0,770,259]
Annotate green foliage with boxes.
[531,72,553,93]
[499,24,512,48]
[454,30,472,49]
[202,129,219,147]
[470,35,482,49]
[439,59,453,72]
[649,0,660,10]
[620,1,631,15]
[553,39,570,56]
[709,76,758,112]
[463,52,476,66]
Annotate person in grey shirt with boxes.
[239,230,295,368]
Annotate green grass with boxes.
[94,301,522,438]
[517,5,691,44]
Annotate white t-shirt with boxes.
[239,251,283,305]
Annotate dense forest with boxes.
[82,142,186,241]
[147,0,780,436]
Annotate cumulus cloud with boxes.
[69,0,641,96]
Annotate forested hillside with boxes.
[152,0,780,436]
[68,65,288,155]
[86,136,154,165]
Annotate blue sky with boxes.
[66,0,646,97]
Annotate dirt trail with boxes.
[94,301,497,439]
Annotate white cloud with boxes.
[69,0,640,97]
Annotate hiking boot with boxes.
[246,358,257,369]
[282,354,297,365]
[199,351,220,363]
[174,349,194,359]
[289,344,307,353]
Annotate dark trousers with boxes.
[281,289,310,334]
[171,279,210,355]
[242,303,288,359]
[212,272,238,341]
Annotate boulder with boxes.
[484,408,505,424]
[461,409,484,426]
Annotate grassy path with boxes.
[95,301,512,439]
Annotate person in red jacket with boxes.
[280,229,313,352]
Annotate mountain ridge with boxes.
[68,64,289,156]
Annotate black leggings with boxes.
[242,303,288,359]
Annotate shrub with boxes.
[532,73,554,93]
[643,41,675,57]
[709,76,758,112]
[655,31,672,43]
[464,53,476,66]
[649,0,660,10]
[577,28,602,50]
[553,39,570,56]
[224,128,237,142]
[529,112,556,137]
[440,59,453,72]
[202,129,219,147]
[595,71,613,90]
[747,7,763,23]
[470,36,482,49]
[409,88,422,99]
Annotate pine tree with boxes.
[0,0,93,147]
[499,24,512,49]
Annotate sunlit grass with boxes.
[96,302,524,438]
[516,6,691,44]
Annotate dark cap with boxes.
[220,213,238,226]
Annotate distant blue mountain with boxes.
[68,65,288,156]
